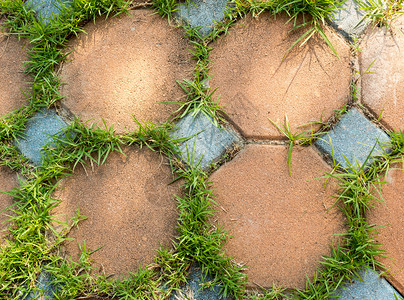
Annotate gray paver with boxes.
[169,264,230,300]
[328,0,370,41]
[170,113,240,170]
[315,108,391,171]
[26,0,72,23]
[330,268,403,299]
[174,0,232,35]
[23,271,59,300]
[16,109,70,166]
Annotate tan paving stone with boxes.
[0,165,17,243]
[52,147,180,277]
[0,18,30,117]
[209,13,351,140]
[367,163,404,295]
[210,144,345,289]
[361,16,404,131]
[60,9,193,133]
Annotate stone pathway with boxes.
[1,0,404,299]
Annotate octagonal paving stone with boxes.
[367,163,404,295]
[60,9,193,134]
[0,18,30,117]
[52,146,180,277]
[209,12,351,140]
[361,15,404,131]
[209,144,345,289]
[0,165,17,244]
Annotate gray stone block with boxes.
[22,271,59,300]
[174,0,233,36]
[169,264,231,300]
[315,108,391,172]
[170,113,240,170]
[16,109,70,166]
[328,0,370,41]
[26,0,72,23]
[330,268,403,299]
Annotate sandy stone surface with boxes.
[0,18,30,117]
[210,144,345,289]
[52,147,180,277]
[0,166,17,243]
[361,16,404,131]
[60,9,193,133]
[210,13,351,140]
[368,163,404,295]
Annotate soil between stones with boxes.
[60,9,194,133]
[52,147,181,277]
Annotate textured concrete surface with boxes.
[25,0,72,23]
[52,147,180,277]
[315,108,391,171]
[361,15,404,131]
[331,268,402,299]
[328,0,370,41]
[0,166,17,243]
[368,164,404,296]
[15,109,70,166]
[0,19,30,117]
[174,0,232,35]
[210,13,351,140]
[60,9,193,134]
[170,264,230,300]
[210,144,345,289]
[170,113,241,169]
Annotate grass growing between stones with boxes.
[1,0,404,299]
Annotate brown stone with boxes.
[52,147,180,277]
[209,13,351,140]
[367,163,404,295]
[0,165,17,243]
[209,144,345,289]
[0,18,30,117]
[60,9,193,133]
[361,16,404,131]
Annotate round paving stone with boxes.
[361,16,404,131]
[209,13,351,140]
[60,9,193,133]
[0,18,30,117]
[210,144,345,289]
[0,165,17,243]
[368,163,404,295]
[52,147,180,277]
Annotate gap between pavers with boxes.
[315,108,391,172]
[25,0,72,23]
[170,113,242,170]
[174,0,233,36]
[330,268,403,299]
[15,109,71,166]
